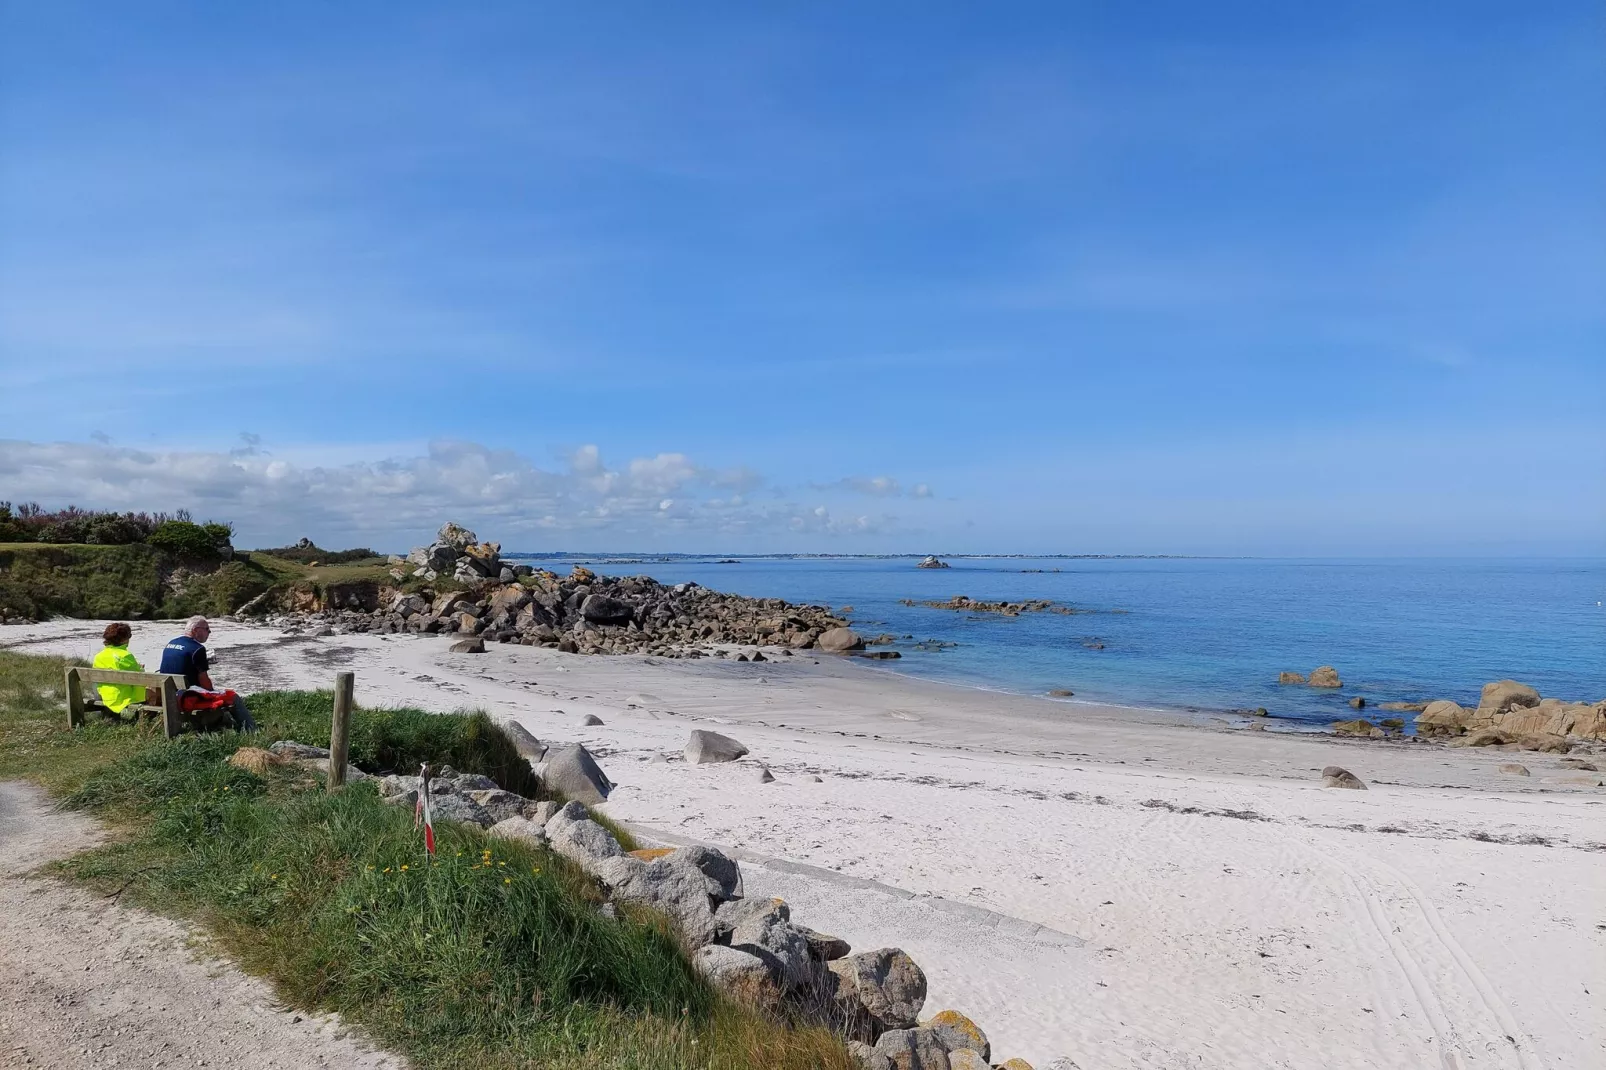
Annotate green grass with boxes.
[0,543,279,620]
[0,650,847,1070]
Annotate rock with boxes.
[665,844,743,900]
[795,924,851,961]
[860,650,901,660]
[538,743,613,805]
[1278,671,1307,684]
[526,799,560,825]
[1456,727,1514,748]
[1308,666,1342,688]
[1559,758,1600,772]
[1047,689,1074,697]
[724,897,811,986]
[848,1040,894,1070]
[917,556,951,569]
[874,1028,950,1070]
[468,789,529,824]
[1479,680,1541,714]
[923,1009,990,1060]
[1518,732,1571,753]
[1348,696,1367,709]
[756,766,776,784]
[544,800,625,872]
[1499,763,1531,776]
[428,793,495,828]
[579,714,605,727]
[500,721,547,761]
[451,773,499,792]
[580,593,634,625]
[694,944,773,989]
[818,627,865,653]
[1380,701,1428,712]
[487,815,548,847]
[611,856,721,948]
[1005,1061,1042,1070]
[436,521,477,549]
[828,948,927,1031]
[1379,718,1405,730]
[947,1053,989,1070]
[1331,719,1374,737]
[1416,700,1472,735]
[449,637,486,654]
[268,741,330,760]
[1321,766,1367,789]
[684,729,749,764]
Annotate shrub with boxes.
[257,542,381,566]
[146,519,224,559]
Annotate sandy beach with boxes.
[7,619,1601,1070]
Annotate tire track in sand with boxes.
[1300,832,1543,1070]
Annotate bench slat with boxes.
[74,668,186,688]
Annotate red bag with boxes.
[179,689,237,712]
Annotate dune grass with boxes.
[0,649,849,1070]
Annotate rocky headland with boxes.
[239,522,848,659]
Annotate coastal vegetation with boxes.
[0,649,853,1070]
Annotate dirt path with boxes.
[0,781,405,1070]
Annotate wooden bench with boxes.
[65,667,186,738]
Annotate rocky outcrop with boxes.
[253,522,849,659]
[901,596,1083,616]
[1414,681,1605,742]
[1278,671,1306,685]
[916,556,951,569]
[1308,666,1342,688]
[829,948,928,1032]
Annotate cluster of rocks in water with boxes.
[899,595,1085,617]
[251,723,1046,1070]
[252,522,853,659]
[1276,667,1606,750]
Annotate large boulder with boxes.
[610,856,721,948]
[1308,666,1342,688]
[828,948,927,1031]
[818,627,865,653]
[693,944,772,989]
[538,743,613,805]
[684,729,749,764]
[428,793,495,828]
[946,1052,989,1070]
[468,789,530,824]
[581,594,634,625]
[449,637,486,654]
[848,1041,894,1070]
[500,720,547,761]
[1416,700,1471,735]
[1479,680,1540,715]
[436,521,478,549]
[796,924,851,961]
[874,1028,951,1070]
[1277,671,1306,685]
[487,815,548,848]
[1321,766,1367,790]
[922,1010,989,1061]
[726,898,812,987]
[545,800,625,872]
[666,844,743,900]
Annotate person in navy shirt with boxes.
[159,616,257,731]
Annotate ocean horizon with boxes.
[506,553,1606,729]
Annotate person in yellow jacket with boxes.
[93,622,147,714]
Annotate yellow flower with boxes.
[400,865,409,872]
[503,877,511,885]
[269,874,278,880]
[383,867,392,873]
[497,861,506,867]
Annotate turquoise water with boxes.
[507,556,1606,728]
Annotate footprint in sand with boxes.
[889,710,922,722]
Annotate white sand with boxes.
[9,620,1603,1070]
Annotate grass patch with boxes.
[0,543,279,619]
[0,650,848,1069]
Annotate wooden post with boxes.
[160,677,181,739]
[65,668,85,729]
[328,671,355,790]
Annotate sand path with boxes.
[0,781,405,1070]
[6,620,1602,1069]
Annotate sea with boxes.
[504,555,1606,730]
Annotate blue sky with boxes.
[2,2,1601,554]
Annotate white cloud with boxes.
[0,437,909,550]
